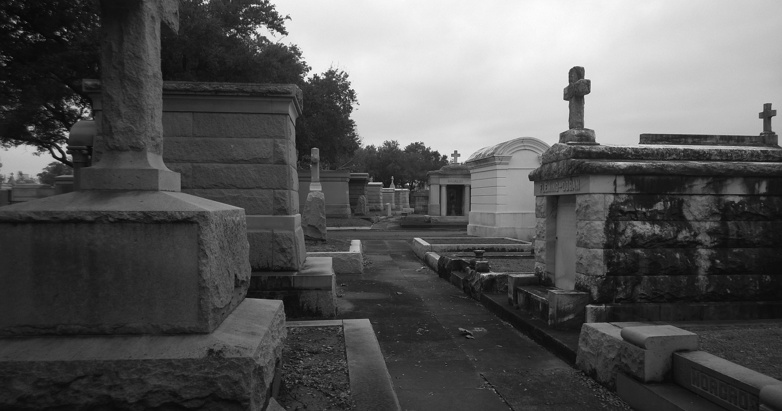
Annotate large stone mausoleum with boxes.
[528,68,782,323]
[466,137,550,240]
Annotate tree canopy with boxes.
[351,141,448,189]
[296,68,361,169]
[1,0,360,169]
[37,161,72,186]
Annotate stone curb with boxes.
[417,248,579,363]
[326,227,372,231]
[285,319,401,411]
[307,240,364,275]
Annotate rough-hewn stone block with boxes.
[164,137,273,164]
[0,299,285,409]
[183,188,273,215]
[187,164,295,190]
[0,191,250,336]
[162,112,193,137]
[576,247,605,277]
[577,272,782,304]
[577,220,607,248]
[193,113,289,139]
[604,221,782,249]
[274,189,298,215]
[603,247,782,277]
[248,230,273,271]
[273,138,297,166]
[535,196,546,218]
[576,194,608,221]
[273,228,305,271]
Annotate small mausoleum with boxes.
[427,151,471,220]
[525,66,782,326]
[465,137,550,240]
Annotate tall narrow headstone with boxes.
[304,147,327,240]
[310,147,322,192]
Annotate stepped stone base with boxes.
[517,285,589,329]
[0,298,286,410]
[249,257,337,318]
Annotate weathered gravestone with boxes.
[0,1,285,408]
[298,169,351,218]
[348,172,369,214]
[304,148,327,240]
[466,137,550,240]
[366,180,383,211]
[527,68,782,325]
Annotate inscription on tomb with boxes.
[689,367,758,411]
[537,178,582,195]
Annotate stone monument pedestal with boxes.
[249,257,337,318]
[0,298,285,409]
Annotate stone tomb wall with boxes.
[92,82,307,272]
[298,170,351,218]
[366,182,383,211]
[531,140,782,305]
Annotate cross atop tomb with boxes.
[563,66,590,130]
[759,103,777,135]
[559,66,597,144]
[451,150,461,164]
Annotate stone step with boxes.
[617,372,725,411]
[517,285,590,329]
[517,285,550,322]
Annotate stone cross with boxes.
[563,66,591,130]
[390,176,395,189]
[310,147,321,191]
[81,0,180,191]
[451,150,461,164]
[759,103,777,134]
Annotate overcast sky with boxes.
[3,0,781,178]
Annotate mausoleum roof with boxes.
[428,164,470,176]
[466,137,550,163]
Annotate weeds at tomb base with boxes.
[277,326,356,410]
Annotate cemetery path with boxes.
[331,231,630,411]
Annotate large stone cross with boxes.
[451,150,461,164]
[563,66,590,130]
[81,0,181,191]
[759,103,777,134]
[559,66,597,144]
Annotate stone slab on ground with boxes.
[307,239,364,275]
[250,256,337,318]
[0,298,286,410]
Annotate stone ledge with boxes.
[0,299,286,410]
[307,240,364,275]
[674,350,782,411]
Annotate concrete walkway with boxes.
[331,231,630,411]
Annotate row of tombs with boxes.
[1,80,780,408]
[5,79,782,330]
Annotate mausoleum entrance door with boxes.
[554,195,576,289]
[446,185,464,216]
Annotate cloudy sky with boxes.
[3,0,781,177]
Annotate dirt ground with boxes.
[277,326,356,411]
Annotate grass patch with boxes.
[327,217,373,227]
